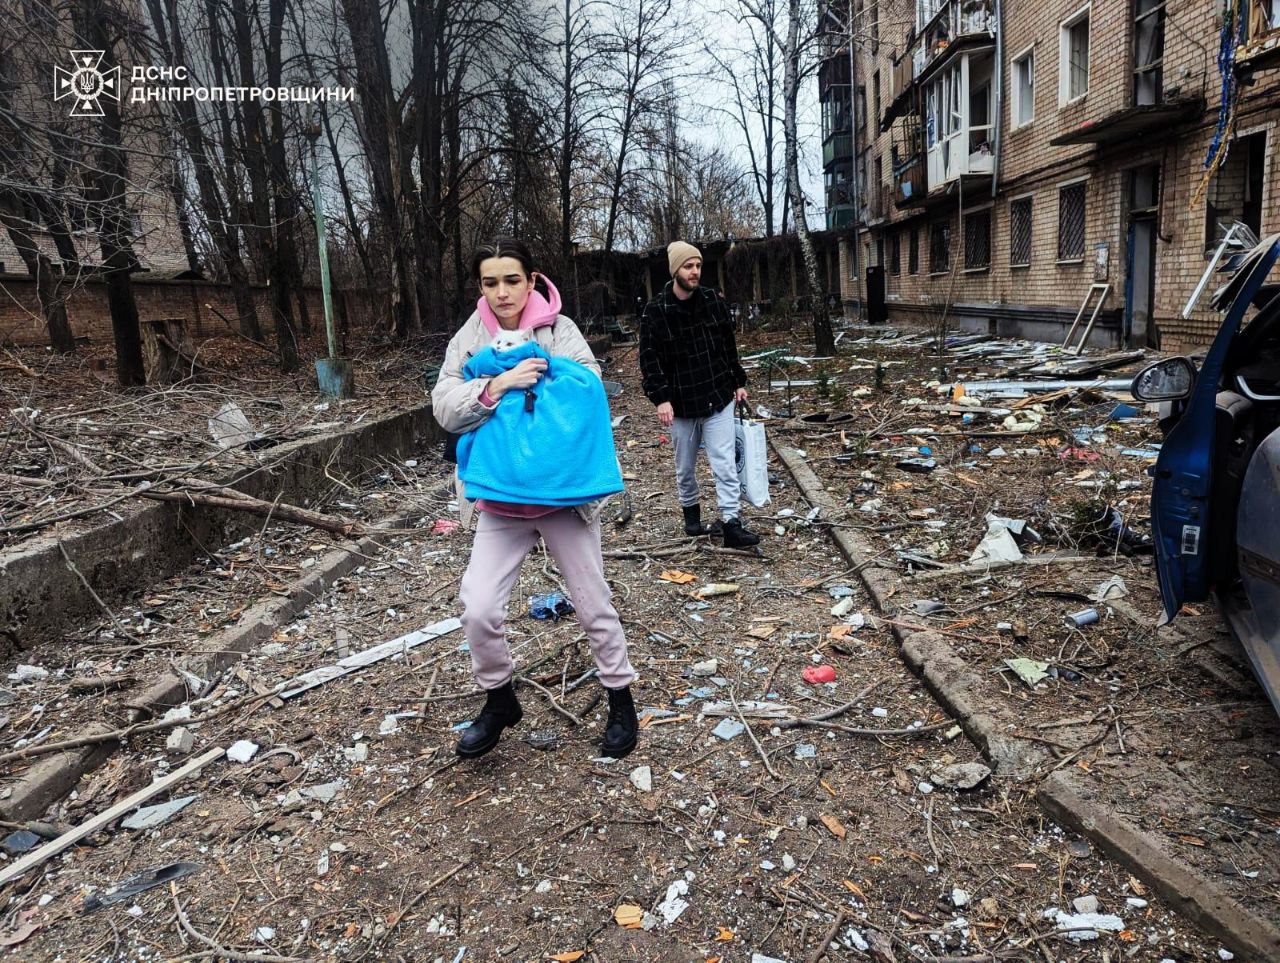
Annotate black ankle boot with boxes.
[601,685,638,758]
[682,504,710,536]
[456,682,523,759]
[722,517,761,549]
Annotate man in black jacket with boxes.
[639,241,761,549]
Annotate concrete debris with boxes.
[121,795,198,831]
[655,879,689,924]
[711,719,746,741]
[208,402,257,449]
[300,781,345,805]
[165,728,195,754]
[629,766,653,793]
[226,740,260,763]
[8,665,48,682]
[931,762,992,791]
[1049,908,1125,941]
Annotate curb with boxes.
[2,404,439,651]
[0,513,419,824]
[769,438,1278,960]
[1039,772,1280,960]
[769,442,1043,775]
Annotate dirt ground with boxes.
[0,337,434,551]
[0,326,1264,961]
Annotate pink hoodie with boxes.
[476,275,563,337]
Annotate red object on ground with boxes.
[803,665,837,684]
[432,519,460,535]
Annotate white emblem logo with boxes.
[53,50,121,117]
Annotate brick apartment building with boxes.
[818,0,1280,350]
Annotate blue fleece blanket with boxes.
[457,341,624,506]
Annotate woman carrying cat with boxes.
[431,237,638,760]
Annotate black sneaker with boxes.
[722,517,760,549]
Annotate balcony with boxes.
[894,154,926,208]
[819,51,851,91]
[922,52,995,191]
[1236,8,1280,72]
[823,131,854,170]
[827,204,857,229]
[912,0,995,86]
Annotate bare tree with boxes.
[142,0,263,339]
[738,0,834,355]
[75,0,148,385]
[597,0,688,255]
[707,0,782,236]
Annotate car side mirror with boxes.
[1131,357,1197,402]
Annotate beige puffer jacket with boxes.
[431,310,611,530]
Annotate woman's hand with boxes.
[488,357,548,399]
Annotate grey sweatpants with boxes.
[670,402,741,521]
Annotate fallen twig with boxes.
[139,487,362,538]
[805,909,849,963]
[730,686,782,780]
[0,691,275,767]
[171,882,308,962]
[517,674,583,726]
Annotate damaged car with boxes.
[1131,232,1280,716]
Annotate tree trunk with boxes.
[341,0,417,338]
[77,0,146,386]
[783,0,834,356]
[0,212,76,353]
[266,0,311,338]
[227,0,296,368]
[149,0,262,338]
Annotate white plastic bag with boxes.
[734,415,770,508]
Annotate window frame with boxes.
[1009,194,1034,268]
[1059,4,1091,105]
[1056,178,1088,263]
[1011,45,1035,128]
[929,218,952,275]
[963,205,993,272]
[1133,0,1166,106]
[908,227,920,275]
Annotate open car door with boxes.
[1149,236,1280,624]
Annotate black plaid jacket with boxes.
[638,282,748,419]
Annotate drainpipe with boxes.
[990,0,1003,199]
[848,3,864,321]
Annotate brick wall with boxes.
[836,0,1280,351]
[0,275,350,347]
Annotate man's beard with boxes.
[674,275,699,293]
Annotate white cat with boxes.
[490,329,532,353]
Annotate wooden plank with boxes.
[0,747,225,888]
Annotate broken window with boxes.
[1133,0,1165,106]
[1012,48,1035,127]
[1010,196,1033,267]
[1060,7,1090,102]
[1247,0,1280,39]
[1058,181,1087,260]
[1205,131,1266,251]
[909,227,920,274]
[890,231,901,276]
[964,208,991,270]
[930,219,951,273]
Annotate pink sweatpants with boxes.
[458,509,637,690]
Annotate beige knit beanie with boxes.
[667,241,702,277]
